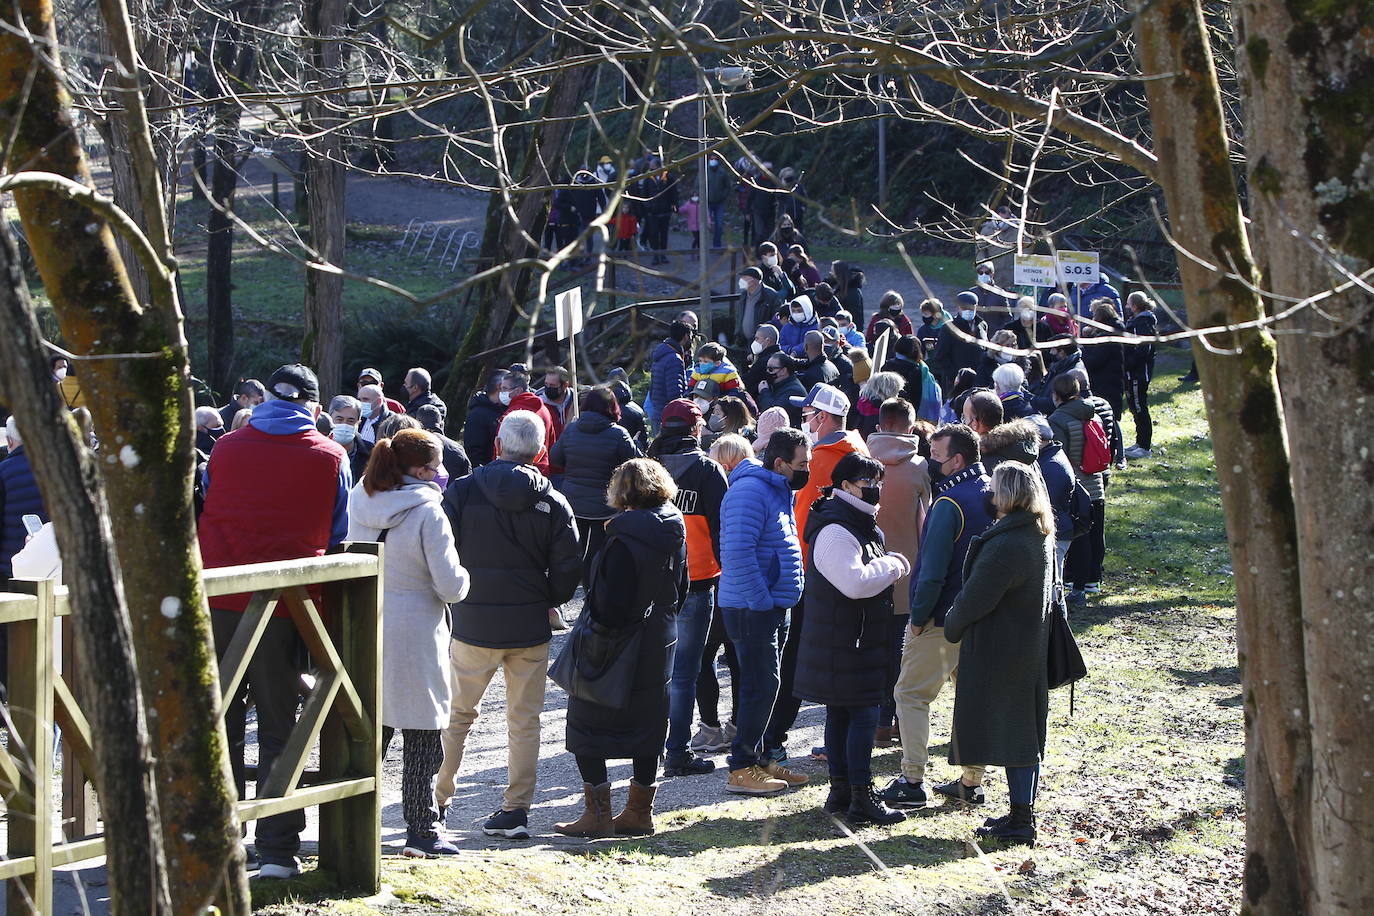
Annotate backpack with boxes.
[1080,416,1110,474]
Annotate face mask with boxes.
[766,368,783,380]
[996,351,1015,364]
[928,456,947,484]
[805,426,819,445]
[750,340,765,355]
[977,272,992,282]
[738,278,750,292]
[960,309,976,321]
[889,306,902,316]
[707,413,726,432]
[54,366,68,381]
[859,485,881,506]
[331,424,357,445]
[433,468,450,490]
[1020,308,1035,322]
[763,255,778,268]
[709,160,719,169]
[697,361,716,375]
[788,468,810,491]
[359,401,374,419]
[499,390,514,406]
[791,311,806,324]
[921,314,934,326]
[694,398,713,414]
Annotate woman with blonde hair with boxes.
[348,429,470,857]
[708,433,753,473]
[556,459,688,838]
[942,461,1054,847]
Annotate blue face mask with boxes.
[359,401,373,419]
[697,361,716,375]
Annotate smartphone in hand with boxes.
[22,514,43,536]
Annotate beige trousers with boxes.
[435,639,549,812]
[894,623,986,785]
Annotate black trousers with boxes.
[762,599,804,760]
[643,213,670,251]
[1066,499,1107,589]
[697,609,740,726]
[1126,372,1153,448]
[382,727,444,836]
[211,609,306,865]
[576,516,610,591]
[576,754,658,786]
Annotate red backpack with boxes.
[1080,416,1111,474]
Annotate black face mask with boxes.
[788,468,810,491]
[921,314,934,326]
[859,485,881,506]
[889,307,903,316]
[545,386,563,399]
[928,456,947,484]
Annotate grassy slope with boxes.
[254,348,1244,916]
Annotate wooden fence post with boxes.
[316,542,382,892]
[6,578,53,916]
[59,612,98,839]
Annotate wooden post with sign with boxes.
[556,287,584,418]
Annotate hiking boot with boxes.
[402,830,460,858]
[722,721,737,745]
[933,778,986,806]
[663,754,715,777]
[848,784,907,826]
[761,760,808,786]
[982,811,1013,829]
[690,724,728,754]
[611,781,657,836]
[878,776,931,809]
[555,783,612,838]
[975,803,1035,847]
[483,807,531,839]
[725,765,788,795]
[823,780,852,814]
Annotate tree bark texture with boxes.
[437,28,601,427]
[0,0,250,912]
[1234,1,1374,912]
[1136,0,1315,911]
[302,0,348,398]
[0,228,170,914]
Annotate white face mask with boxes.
[499,390,514,406]
[960,309,977,321]
[1020,308,1035,322]
[763,255,778,268]
[331,423,357,444]
[996,351,1015,364]
[791,311,806,323]
[54,365,68,380]
[738,278,751,292]
[750,340,765,355]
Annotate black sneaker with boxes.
[823,781,852,814]
[933,779,986,806]
[663,754,715,777]
[482,807,530,839]
[403,830,460,858]
[877,776,931,809]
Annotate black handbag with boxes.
[547,534,650,710]
[1046,569,1087,712]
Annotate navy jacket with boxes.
[909,463,995,628]
[649,340,689,425]
[718,458,803,611]
[0,448,47,580]
[462,394,505,467]
[549,411,642,519]
[1037,440,1077,541]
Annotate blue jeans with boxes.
[708,202,725,248]
[1007,764,1040,805]
[666,587,715,759]
[825,705,881,788]
[720,605,790,771]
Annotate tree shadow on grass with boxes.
[1165,664,1240,687]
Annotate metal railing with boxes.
[0,542,383,913]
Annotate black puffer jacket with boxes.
[443,459,582,648]
[462,394,505,467]
[549,411,642,519]
[1082,321,1126,415]
[793,494,896,708]
[564,505,687,758]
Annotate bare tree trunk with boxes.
[1234,1,1374,912]
[302,0,348,398]
[1135,1,1314,911]
[0,229,170,916]
[0,0,250,910]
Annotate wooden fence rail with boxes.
[0,542,383,914]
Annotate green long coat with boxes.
[943,510,1053,767]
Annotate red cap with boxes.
[660,398,702,427]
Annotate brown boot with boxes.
[611,781,657,836]
[555,782,613,838]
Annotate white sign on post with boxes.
[555,287,583,341]
[1054,250,1100,284]
[1013,254,1058,287]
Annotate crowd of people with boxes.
[0,240,1165,872]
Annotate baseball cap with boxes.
[691,378,722,400]
[660,398,702,428]
[741,266,763,281]
[821,325,842,342]
[357,367,382,384]
[598,155,612,165]
[956,290,979,307]
[268,364,321,403]
[790,382,850,416]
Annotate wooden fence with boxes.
[0,542,383,913]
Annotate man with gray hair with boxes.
[438,410,581,839]
[403,367,446,425]
[743,322,781,399]
[356,383,392,445]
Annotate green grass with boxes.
[257,344,1243,915]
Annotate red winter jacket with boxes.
[198,400,350,614]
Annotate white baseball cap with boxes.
[790,382,850,417]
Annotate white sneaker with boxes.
[1124,445,1152,459]
[257,860,301,879]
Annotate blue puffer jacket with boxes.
[0,448,48,579]
[778,317,819,356]
[649,339,688,425]
[1037,440,1077,541]
[718,458,803,611]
